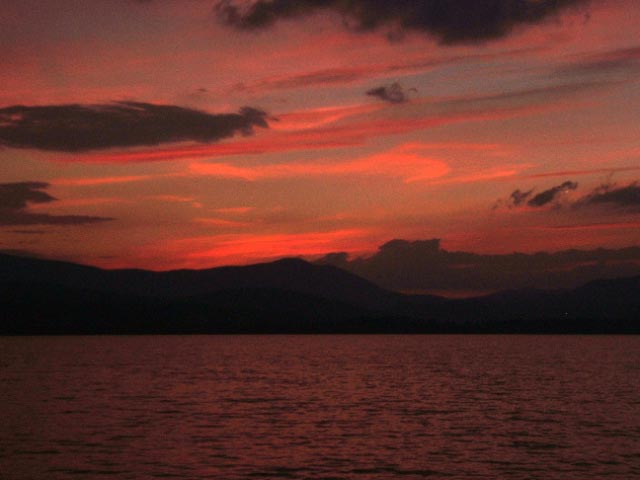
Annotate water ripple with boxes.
[1,335,639,480]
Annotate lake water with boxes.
[1,335,639,479]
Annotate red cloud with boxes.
[99,229,380,270]
[188,144,450,183]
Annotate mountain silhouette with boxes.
[1,253,638,334]
[0,254,398,309]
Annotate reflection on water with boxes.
[1,335,639,479]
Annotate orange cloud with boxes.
[537,221,640,231]
[185,230,374,261]
[189,144,450,183]
[146,195,195,203]
[270,103,382,131]
[524,165,640,179]
[113,229,380,270]
[430,165,529,185]
[213,206,254,215]
[53,174,164,187]
[194,217,252,228]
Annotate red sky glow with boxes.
[1,0,639,279]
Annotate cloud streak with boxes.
[216,0,590,44]
[189,144,450,183]
[0,102,268,152]
[0,182,113,226]
[233,46,546,94]
[558,45,640,76]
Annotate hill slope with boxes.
[0,254,400,310]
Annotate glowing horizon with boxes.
[1,0,639,275]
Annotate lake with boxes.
[1,335,639,479]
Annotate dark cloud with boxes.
[0,249,47,259]
[527,181,578,207]
[0,181,55,209]
[317,238,640,294]
[497,180,640,212]
[509,188,533,207]
[10,230,47,235]
[366,82,415,103]
[581,182,640,209]
[0,102,268,152]
[453,81,612,106]
[494,181,577,210]
[216,0,590,44]
[0,182,113,226]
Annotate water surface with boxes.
[1,335,639,479]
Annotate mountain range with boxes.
[1,252,638,334]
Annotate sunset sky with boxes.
[1,0,639,273]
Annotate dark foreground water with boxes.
[1,335,639,480]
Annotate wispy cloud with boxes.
[435,80,625,110]
[557,44,640,76]
[538,221,640,231]
[189,144,450,182]
[430,164,527,186]
[524,165,640,179]
[231,46,547,94]
[194,217,252,228]
[213,206,254,215]
[53,174,163,187]
[8,229,47,235]
[270,104,382,131]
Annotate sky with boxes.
[1,0,640,286]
